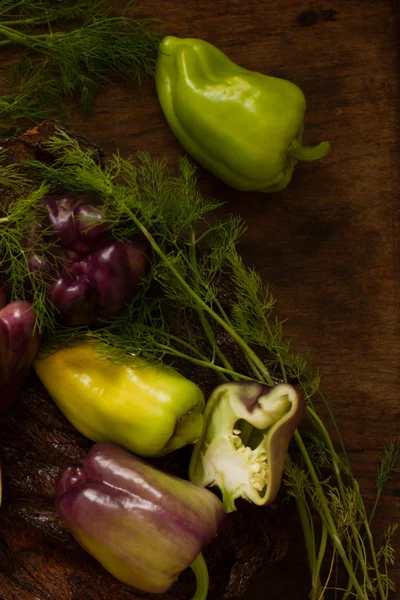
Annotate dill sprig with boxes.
[12,130,399,599]
[0,150,31,189]
[0,0,107,26]
[372,438,400,524]
[0,85,59,134]
[0,0,161,134]
[376,523,399,598]
[0,182,62,331]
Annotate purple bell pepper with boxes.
[28,193,150,326]
[0,288,41,414]
[56,443,225,595]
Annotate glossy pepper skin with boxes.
[56,443,225,594]
[28,192,149,326]
[156,36,331,193]
[189,382,305,513]
[0,288,41,414]
[34,341,205,457]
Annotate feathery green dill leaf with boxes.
[375,438,400,495]
[0,69,61,135]
[0,0,161,133]
[0,151,31,189]
[284,457,310,499]
[375,523,399,598]
[0,0,106,23]
[377,523,399,567]
[0,182,61,331]
[369,437,400,525]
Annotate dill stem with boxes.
[163,329,230,382]
[157,343,256,382]
[308,408,385,598]
[294,430,368,600]
[0,25,50,52]
[296,494,317,581]
[0,25,32,46]
[260,312,288,383]
[358,489,386,599]
[1,0,25,11]
[341,542,354,600]
[188,229,260,444]
[0,217,9,223]
[3,10,70,27]
[189,225,237,380]
[384,555,389,599]
[0,39,11,47]
[312,522,327,600]
[190,225,220,246]
[319,549,337,600]
[213,295,265,381]
[368,494,381,527]
[122,204,273,385]
[165,331,228,380]
[316,390,350,465]
[213,297,232,326]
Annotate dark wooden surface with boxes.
[1,1,399,599]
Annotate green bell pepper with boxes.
[156,36,331,192]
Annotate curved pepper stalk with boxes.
[189,381,305,513]
[156,36,331,193]
[56,443,225,596]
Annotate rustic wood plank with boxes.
[0,0,399,598]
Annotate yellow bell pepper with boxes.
[34,342,205,457]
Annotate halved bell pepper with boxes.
[34,341,205,457]
[189,381,305,512]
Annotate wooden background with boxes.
[0,0,399,598]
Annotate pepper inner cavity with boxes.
[231,420,268,492]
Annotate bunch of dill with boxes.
[0,0,161,135]
[1,131,399,599]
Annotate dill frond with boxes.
[0,0,161,133]
[0,72,61,136]
[377,523,399,567]
[284,458,309,500]
[0,0,106,23]
[0,182,61,332]
[375,437,400,494]
[4,128,397,600]
[0,152,31,189]
[368,437,400,525]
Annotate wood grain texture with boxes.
[0,0,399,599]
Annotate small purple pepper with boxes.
[45,192,108,254]
[56,443,225,595]
[28,193,150,326]
[0,288,41,414]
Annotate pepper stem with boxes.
[287,140,331,162]
[190,552,209,600]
